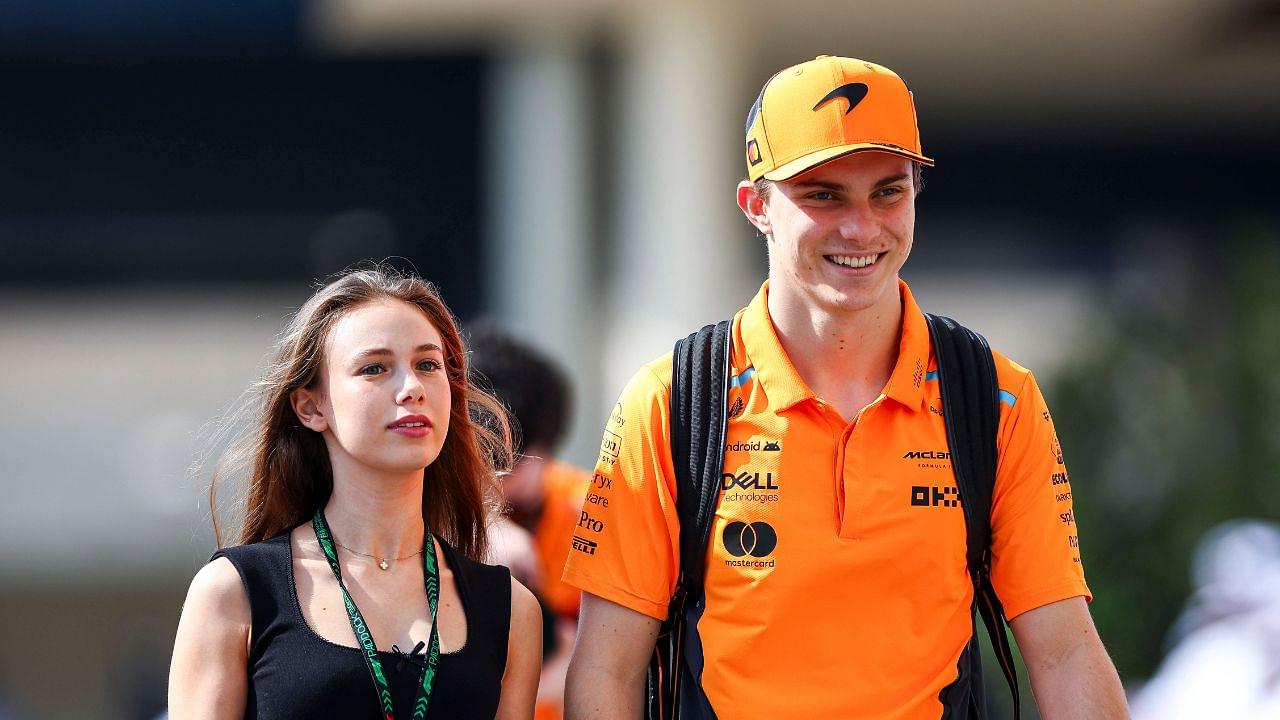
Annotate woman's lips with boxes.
[388,415,432,438]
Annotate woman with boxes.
[169,266,542,719]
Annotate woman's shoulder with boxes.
[207,531,296,604]
[183,554,252,630]
[192,554,248,599]
[437,533,511,587]
[212,530,293,561]
[210,530,295,577]
[508,575,541,633]
[437,540,538,629]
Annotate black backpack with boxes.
[647,313,1021,720]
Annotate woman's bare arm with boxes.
[494,576,544,720]
[168,557,251,720]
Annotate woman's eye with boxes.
[358,364,384,376]
[417,359,442,372]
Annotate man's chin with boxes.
[818,284,891,314]
[773,274,898,317]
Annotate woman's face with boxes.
[295,299,452,478]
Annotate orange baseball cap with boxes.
[745,55,934,182]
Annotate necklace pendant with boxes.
[378,559,389,571]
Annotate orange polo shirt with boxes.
[563,280,1090,719]
[534,459,591,618]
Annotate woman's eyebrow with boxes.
[351,343,442,361]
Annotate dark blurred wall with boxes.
[0,53,485,312]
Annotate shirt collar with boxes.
[740,281,813,413]
[882,279,931,412]
[739,279,931,414]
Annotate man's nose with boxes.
[836,202,875,241]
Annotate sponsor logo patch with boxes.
[727,397,745,419]
[911,485,961,508]
[724,438,782,453]
[599,429,621,466]
[722,470,779,491]
[577,511,604,533]
[722,521,778,564]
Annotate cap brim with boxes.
[762,143,935,182]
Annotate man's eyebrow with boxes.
[791,180,846,192]
[873,173,910,188]
[792,174,909,193]
[351,343,442,360]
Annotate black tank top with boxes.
[213,531,511,719]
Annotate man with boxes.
[471,322,590,621]
[563,55,1128,718]
[470,322,591,720]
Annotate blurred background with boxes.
[1,0,1278,717]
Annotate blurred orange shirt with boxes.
[536,459,590,618]
[563,280,1090,719]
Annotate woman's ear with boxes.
[290,386,329,433]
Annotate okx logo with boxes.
[911,485,960,508]
[722,521,777,558]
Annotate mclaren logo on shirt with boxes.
[722,520,777,568]
[903,449,950,470]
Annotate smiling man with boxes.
[564,56,1128,719]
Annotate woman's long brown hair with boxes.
[205,265,511,561]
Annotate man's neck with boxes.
[321,461,427,561]
[766,281,904,421]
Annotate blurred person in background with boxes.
[1130,519,1280,719]
[470,321,592,720]
[168,266,541,719]
[563,56,1128,719]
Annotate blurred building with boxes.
[0,1,1277,716]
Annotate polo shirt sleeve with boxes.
[989,369,1092,620]
[561,361,681,621]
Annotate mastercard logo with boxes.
[722,520,777,558]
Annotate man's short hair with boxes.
[468,321,572,456]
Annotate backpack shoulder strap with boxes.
[668,319,733,616]
[925,312,1021,719]
[646,320,731,720]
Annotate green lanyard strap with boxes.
[312,509,441,720]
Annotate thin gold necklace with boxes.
[332,538,424,571]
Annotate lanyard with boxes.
[312,509,441,720]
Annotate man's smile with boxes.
[825,252,885,271]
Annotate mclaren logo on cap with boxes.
[747,139,762,166]
[813,82,868,115]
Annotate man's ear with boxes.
[736,180,772,237]
[290,386,329,433]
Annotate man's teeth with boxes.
[829,253,880,268]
